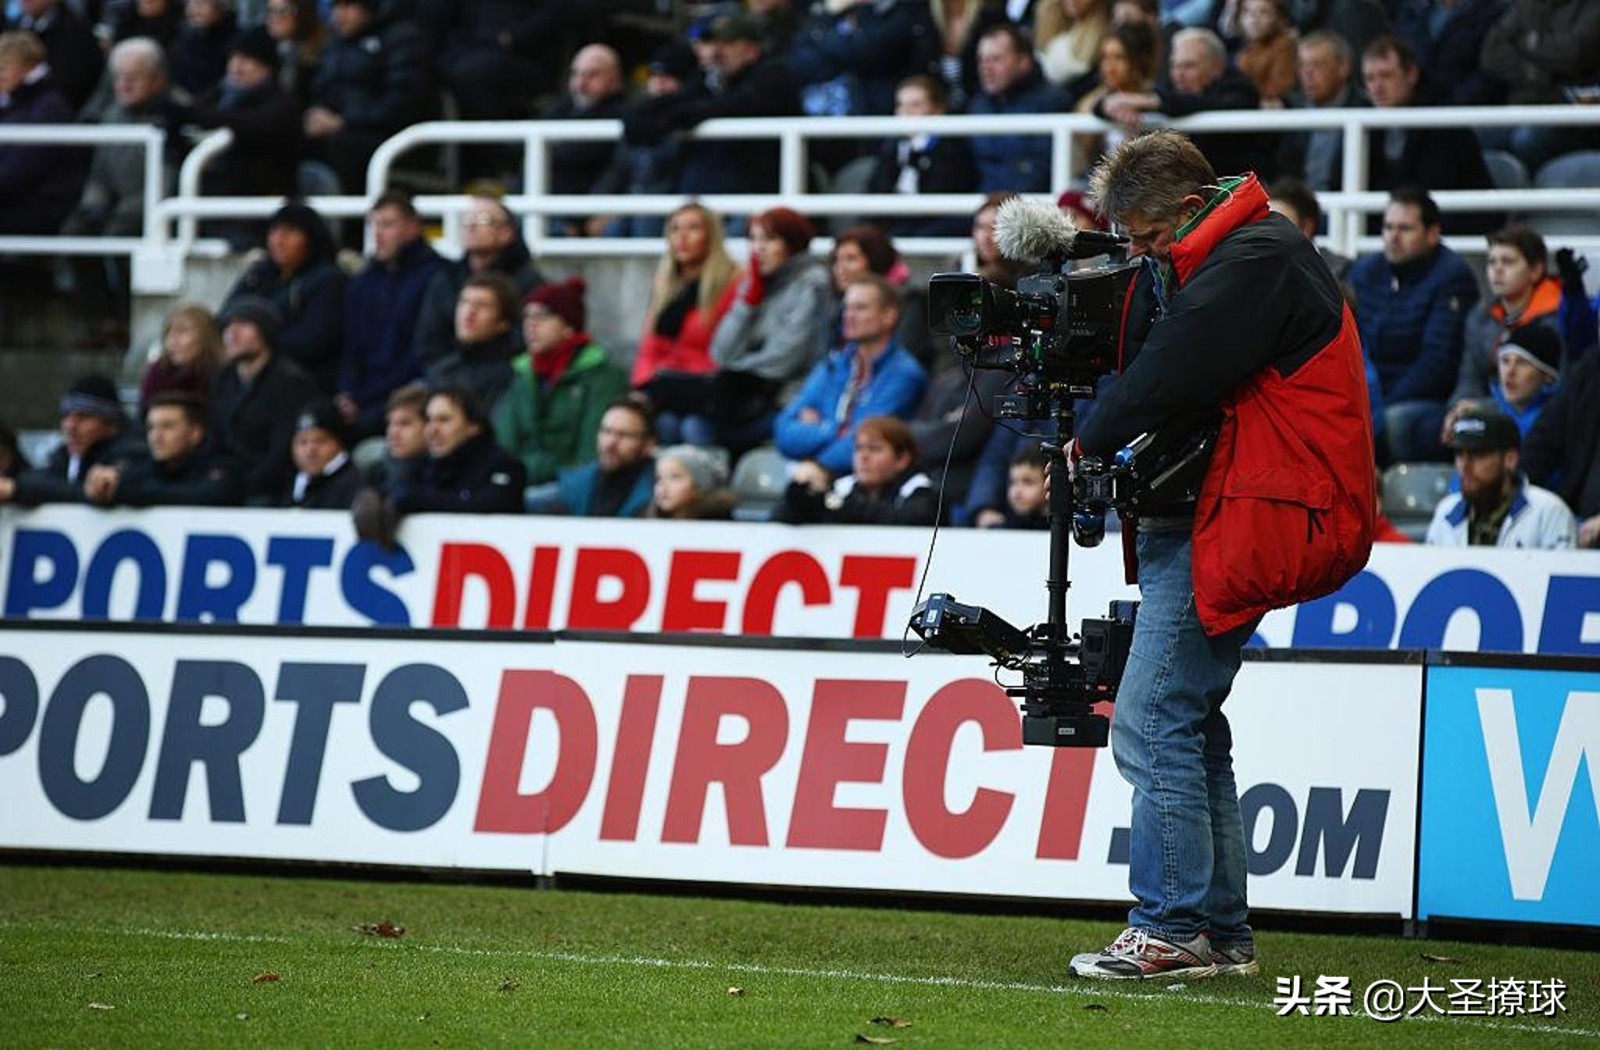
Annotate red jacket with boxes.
[631,280,741,387]
[1079,174,1376,634]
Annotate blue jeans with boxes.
[1111,526,1259,946]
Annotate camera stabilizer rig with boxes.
[907,220,1213,748]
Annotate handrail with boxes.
[169,127,233,249]
[0,124,164,257]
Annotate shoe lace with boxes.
[1107,928,1148,956]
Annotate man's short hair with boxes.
[372,189,419,220]
[897,73,947,109]
[979,22,1033,58]
[109,35,166,77]
[1362,33,1417,72]
[146,390,206,428]
[1299,28,1351,68]
[1010,445,1049,471]
[856,415,916,459]
[1388,185,1441,229]
[427,384,488,428]
[1090,129,1217,224]
[603,397,656,441]
[1172,27,1227,68]
[386,382,430,416]
[844,272,899,312]
[1269,176,1322,227]
[461,272,520,323]
[1486,224,1548,274]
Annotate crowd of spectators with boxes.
[3,0,1600,549]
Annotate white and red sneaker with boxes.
[1068,927,1219,980]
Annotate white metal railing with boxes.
[0,124,165,255]
[5,105,1600,290]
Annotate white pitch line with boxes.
[4,921,1595,1042]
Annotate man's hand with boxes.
[1580,513,1600,548]
[1101,91,1158,130]
[303,107,344,138]
[335,393,360,424]
[973,508,1006,529]
[797,406,822,425]
[84,464,120,506]
[1439,399,1480,445]
[790,460,832,494]
[0,476,15,503]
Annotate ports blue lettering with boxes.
[1240,782,1297,876]
[4,529,78,616]
[148,661,265,822]
[1400,569,1522,652]
[342,542,414,626]
[82,529,166,620]
[353,664,466,832]
[274,663,365,825]
[1291,570,1395,648]
[0,656,40,755]
[1537,575,1600,656]
[38,655,149,820]
[174,535,256,622]
[266,537,335,624]
[1296,787,1388,878]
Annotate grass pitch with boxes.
[0,864,1594,1049]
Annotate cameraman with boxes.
[1067,131,1375,980]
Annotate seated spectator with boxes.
[540,43,627,237]
[648,443,736,520]
[630,202,743,446]
[0,423,31,480]
[1233,0,1296,107]
[971,192,1029,289]
[101,0,184,53]
[866,73,978,237]
[622,11,802,198]
[591,41,700,239]
[0,29,87,236]
[1426,404,1576,549]
[223,201,347,391]
[172,25,302,247]
[1392,0,1504,106]
[304,0,430,194]
[774,274,928,476]
[1002,446,1050,529]
[828,224,928,362]
[1347,187,1479,463]
[1480,0,1600,172]
[390,385,525,515]
[774,415,940,525]
[707,207,834,455]
[1071,21,1159,177]
[1486,327,1564,437]
[208,296,321,501]
[63,37,178,350]
[968,23,1062,194]
[82,390,241,507]
[361,382,428,495]
[1447,225,1564,419]
[335,191,444,440]
[1266,176,1352,282]
[788,0,939,120]
[0,374,132,506]
[1098,27,1274,180]
[546,400,657,518]
[1278,28,1365,192]
[1523,350,1600,548]
[139,302,224,415]
[1034,0,1111,93]
[423,273,522,415]
[494,277,628,487]
[4,0,102,111]
[168,0,236,99]
[414,195,545,369]
[262,0,325,111]
[279,399,362,508]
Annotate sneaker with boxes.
[1210,941,1259,976]
[1068,927,1219,980]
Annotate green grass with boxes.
[0,864,1594,1049]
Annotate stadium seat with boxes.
[730,445,788,522]
[1528,151,1600,239]
[1381,461,1454,540]
[827,154,881,234]
[1482,149,1530,191]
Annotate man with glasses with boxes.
[1066,130,1374,981]
[533,400,658,518]
[414,194,546,370]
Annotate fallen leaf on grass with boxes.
[1082,1003,1109,1012]
[727,987,745,997]
[498,978,521,994]
[87,1002,115,1011]
[352,920,406,938]
[870,1017,913,1028]
[854,1036,896,1046]
[253,972,280,984]
[1421,953,1457,963]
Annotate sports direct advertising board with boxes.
[0,629,1421,918]
[1,506,1597,654]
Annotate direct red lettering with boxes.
[599,675,664,842]
[1035,737,1100,860]
[902,679,1018,859]
[567,547,651,630]
[785,679,903,851]
[741,551,832,635]
[474,670,597,834]
[661,676,788,845]
[839,555,916,638]
[431,543,516,628]
[522,546,561,630]
[661,550,741,632]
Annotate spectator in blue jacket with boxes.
[335,191,444,441]
[967,23,1064,194]
[1347,187,1479,463]
[789,0,938,118]
[547,399,657,518]
[775,274,927,477]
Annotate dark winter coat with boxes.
[1347,244,1481,403]
[788,0,939,117]
[339,237,446,433]
[169,14,237,98]
[774,467,940,526]
[225,250,348,393]
[0,72,87,235]
[5,3,103,110]
[967,66,1064,194]
[280,456,364,509]
[10,432,131,506]
[1523,351,1600,520]
[414,236,545,366]
[312,14,432,136]
[392,430,526,515]
[113,448,242,507]
[180,77,301,200]
[207,355,322,500]
[1480,0,1600,105]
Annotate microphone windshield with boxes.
[994,196,1082,262]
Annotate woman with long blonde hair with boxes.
[1035,0,1112,88]
[632,202,743,444]
[138,302,224,416]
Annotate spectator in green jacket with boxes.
[492,276,629,487]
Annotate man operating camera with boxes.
[1066,131,1375,980]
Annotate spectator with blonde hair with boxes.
[139,302,224,415]
[1034,0,1111,91]
[0,29,86,235]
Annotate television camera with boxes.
[908,198,1213,748]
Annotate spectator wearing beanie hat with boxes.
[223,201,348,391]
[493,276,629,487]
[280,399,363,509]
[210,295,322,502]
[0,374,132,506]
[1492,325,1563,437]
[649,444,737,520]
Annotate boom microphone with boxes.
[994,196,1129,263]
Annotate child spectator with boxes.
[139,302,224,416]
[1490,327,1563,439]
[649,444,736,521]
[362,382,428,495]
[775,415,940,526]
[1004,446,1050,528]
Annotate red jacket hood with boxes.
[1170,174,1271,285]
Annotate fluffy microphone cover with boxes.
[993,196,1083,262]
